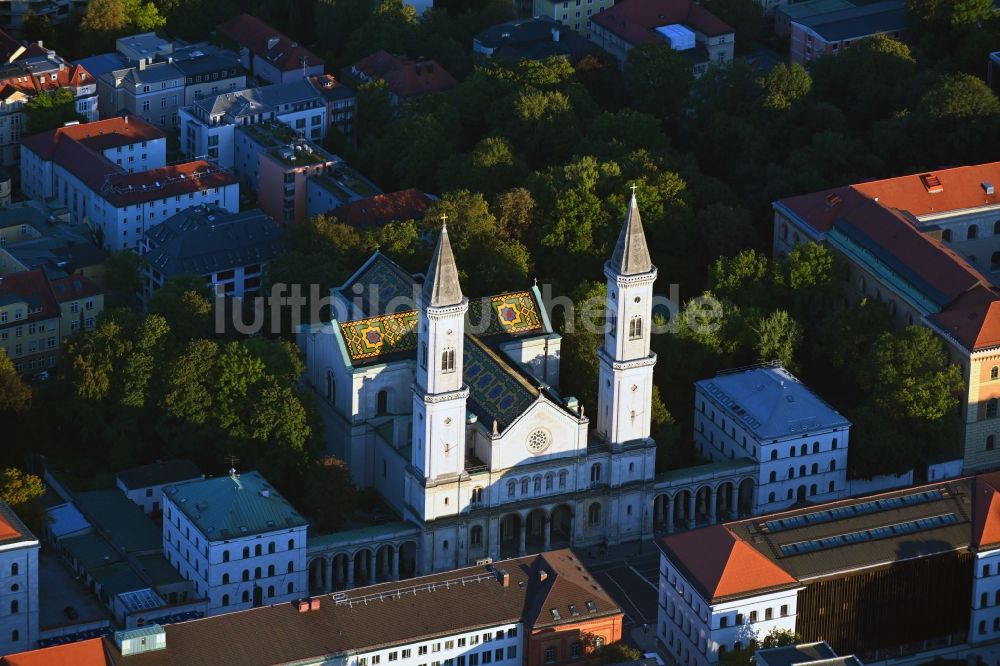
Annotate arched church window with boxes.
[558,470,567,489]
[989,399,999,419]
[521,478,529,495]
[590,463,602,483]
[629,316,643,340]
[471,526,483,546]
[993,366,999,380]
[609,314,616,337]
[441,347,456,374]
[507,480,515,498]
[588,502,601,526]
[471,487,483,504]
[545,473,554,491]
[533,476,542,493]
[326,371,335,404]
[377,390,389,416]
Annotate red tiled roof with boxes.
[102,160,238,207]
[1,637,111,666]
[972,474,1000,550]
[218,14,323,73]
[0,511,20,541]
[50,274,102,303]
[353,51,457,99]
[590,0,734,44]
[21,116,164,161]
[0,268,61,326]
[929,286,1000,351]
[852,163,1000,219]
[331,189,432,228]
[658,525,799,602]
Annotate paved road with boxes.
[585,547,661,650]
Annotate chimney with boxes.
[552,27,560,43]
[309,598,321,611]
[496,568,510,587]
[538,570,548,583]
[297,600,310,613]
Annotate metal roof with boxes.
[164,471,306,542]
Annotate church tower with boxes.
[412,223,469,480]
[597,190,658,447]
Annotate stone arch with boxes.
[550,504,573,547]
[526,508,547,553]
[397,541,417,580]
[374,543,395,583]
[353,548,374,587]
[500,513,522,558]
[694,485,713,526]
[674,488,694,529]
[737,478,755,517]
[308,557,328,594]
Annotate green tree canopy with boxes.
[624,43,694,120]
[24,88,85,136]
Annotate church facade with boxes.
[300,195,663,574]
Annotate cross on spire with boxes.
[630,183,638,197]
[439,212,449,227]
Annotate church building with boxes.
[300,194,661,574]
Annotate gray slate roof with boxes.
[145,205,283,277]
[609,192,653,275]
[695,366,850,440]
[796,0,905,41]
[422,224,463,307]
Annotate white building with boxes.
[694,365,850,515]
[299,194,658,576]
[115,460,203,515]
[19,116,240,252]
[161,470,308,616]
[658,525,802,666]
[178,79,326,169]
[0,503,39,655]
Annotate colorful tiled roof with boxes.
[339,310,419,362]
[464,335,538,430]
[468,291,545,337]
[338,252,418,318]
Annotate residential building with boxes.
[257,136,338,224]
[533,0,616,37]
[694,365,850,515]
[0,34,98,165]
[657,476,996,665]
[588,0,735,75]
[3,549,622,666]
[0,201,107,281]
[20,116,240,252]
[115,461,203,516]
[50,273,103,338]
[350,51,457,105]
[142,205,283,299]
[161,470,309,616]
[217,14,324,85]
[0,503,39,656]
[309,73,356,138]
[473,16,601,61]
[0,267,60,374]
[299,194,658,576]
[788,0,906,64]
[772,162,1000,473]
[179,78,327,169]
[304,163,382,220]
[93,34,245,129]
[775,0,855,37]
[326,188,433,228]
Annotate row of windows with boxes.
[766,461,837,483]
[766,482,834,504]
[220,583,293,606]
[360,629,519,666]
[219,562,295,583]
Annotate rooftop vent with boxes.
[550,608,561,620]
[984,181,995,196]
[824,192,841,208]
[267,37,280,51]
[920,173,943,193]
[538,570,548,583]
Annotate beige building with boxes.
[532,0,615,37]
[0,267,60,374]
[773,162,1000,472]
[51,273,102,338]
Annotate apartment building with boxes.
[217,14,324,85]
[0,267,59,373]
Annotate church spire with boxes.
[422,219,463,307]
[609,189,652,276]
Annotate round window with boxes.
[526,429,551,455]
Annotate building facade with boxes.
[773,162,1000,473]
[694,365,851,514]
[0,267,59,374]
[217,14,324,85]
[114,460,203,516]
[300,195,660,577]
[0,504,39,656]
[161,471,309,616]
[788,0,905,64]
[532,0,615,37]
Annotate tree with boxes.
[0,468,44,507]
[148,274,214,343]
[80,0,164,41]
[0,351,31,414]
[754,310,802,368]
[697,204,759,261]
[303,455,359,533]
[356,79,394,144]
[24,88,85,136]
[761,627,801,648]
[585,640,642,665]
[102,250,144,307]
[624,43,694,120]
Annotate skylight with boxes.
[778,512,958,557]
[764,489,944,533]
